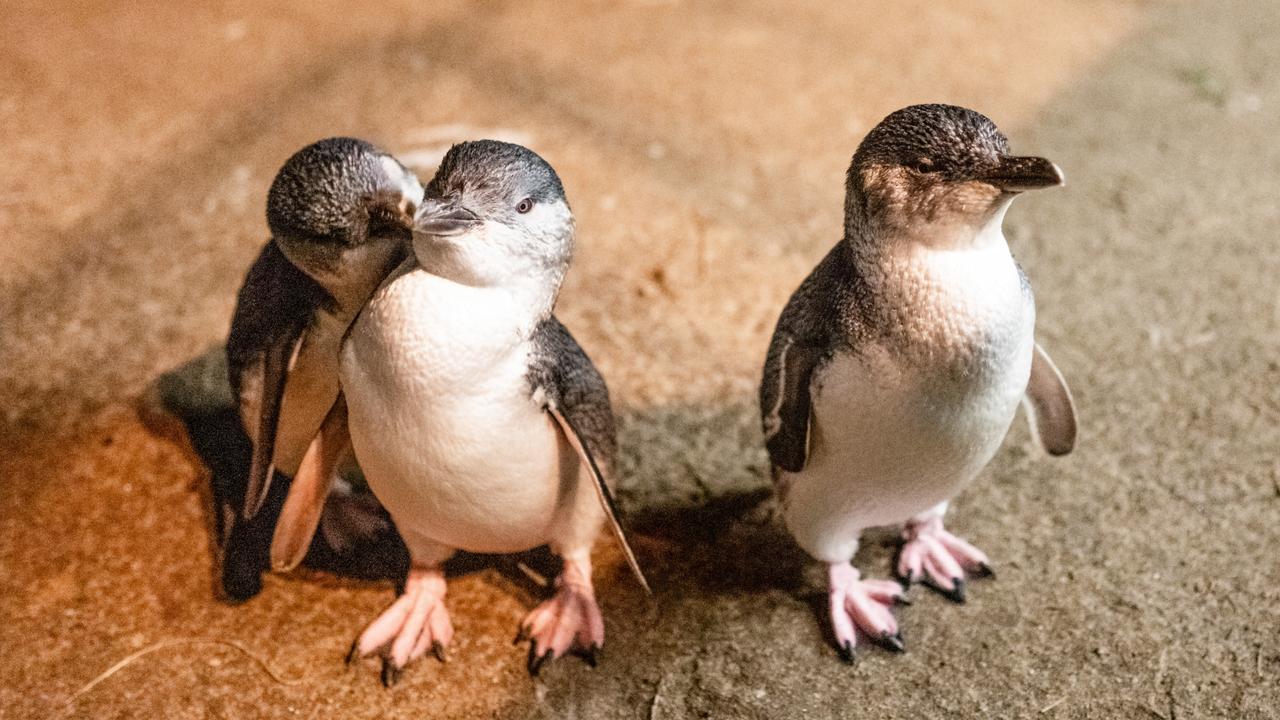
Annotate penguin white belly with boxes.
[340,267,567,556]
[782,240,1035,563]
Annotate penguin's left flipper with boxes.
[529,317,650,595]
[270,394,350,572]
[1024,343,1077,456]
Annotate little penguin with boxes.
[222,137,423,600]
[759,104,1077,661]
[268,140,646,684]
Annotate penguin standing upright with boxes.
[222,137,423,599]
[759,105,1077,661]
[269,140,645,684]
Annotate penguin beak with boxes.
[414,197,480,236]
[980,156,1064,192]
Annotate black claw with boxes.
[528,644,553,676]
[974,562,995,579]
[583,644,600,668]
[432,640,449,663]
[901,570,916,586]
[345,639,361,666]
[945,578,967,604]
[837,640,856,664]
[879,631,906,653]
[894,593,913,606]
[514,625,531,645]
[380,659,403,688]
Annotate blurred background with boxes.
[2,1,1278,717]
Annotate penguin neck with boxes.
[281,235,407,316]
[410,237,564,324]
[842,196,1014,275]
[839,196,1021,353]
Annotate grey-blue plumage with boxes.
[221,137,422,600]
[526,316,618,475]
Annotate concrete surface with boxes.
[2,0,1278,717]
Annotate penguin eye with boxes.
[516,198,534,214]
[909,158,937,174]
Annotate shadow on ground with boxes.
[147,345,795,597]
[142,343,1014,720]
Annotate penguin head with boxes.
[267,137,423,279]
[412,140,574,295]
[844,104,1062,246]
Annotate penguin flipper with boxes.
[243,328,305,519]
[270,395,349,571]
[528,317,649,594]
[1024,342,1077,456]
[547,406,649,595]
[759,243,855,475]
[761,335,823,474]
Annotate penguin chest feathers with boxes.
[798,235,1035,529]
[339,267,568,553]
[870,236,1034,391]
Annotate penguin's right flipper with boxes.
[243,329,305,519]
[758,245,851,476]
[528,316,649,594]
[547,405,649,595]
[271,394,350,572]
[760,334,824,474]
[1024,342,1077,456]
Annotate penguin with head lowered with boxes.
[760,104,1077,661]
[222,138,423,600]
[269,140,646,684]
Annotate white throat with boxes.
[902,195,1014,252]
[410,222,565,323]
[969,197,1013,250]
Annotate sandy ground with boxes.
[2,0,1279,717]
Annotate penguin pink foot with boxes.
[348,565,453,686]
[897,515,993,603]
[827,562,908,662]
[518,556,604,674]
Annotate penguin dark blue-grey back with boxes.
[760,104,1077,661]
[220,137,422,600]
